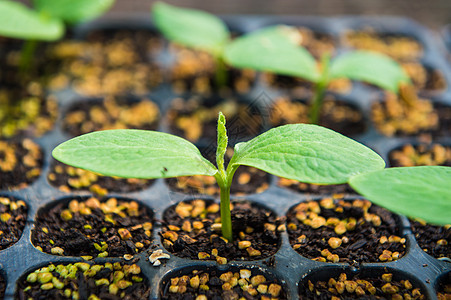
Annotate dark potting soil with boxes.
[167,96,264,144]
[389,143,451,167]
[270,97,366,137]
[0,139,43,190]
[161,268,286,300]
[15,261,150,300]
[0,274,4,300]
[62,96,160,137]
[48,160,154,195]
[0,196,27,251]
[437,272,451,300]
[161,199,282,262]
[278,177,356,195]
[287,198,406,266]
[299,272,425,299]
[410,220,450,260]
[31,197,153,258]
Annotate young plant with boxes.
[349,166,451,226]
[224,26,411,124]
[52,113,385,242]
[151,2,231,88]
[0,0,115,74]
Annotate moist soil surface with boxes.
[410,219,450,260]
[16,261,150,300]
[389,143,451,167]
[437,272,451,300]
[278,178,356,195]
[270,97,365,137]
[0,274,4,300]
[161,199,282,262]
[62,96,160,137]
[32,197,153,258]
[161,268,286,300]
[287,198,406,266]
[0,196,27,251]
[48,160,154,195]
[0,139,43,190]
[299,272,425,299]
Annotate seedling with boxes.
[0,0,114,74]
[224,26,411,124]
[152,2,232,88]
[53,113,385,242]
[349,166,451,225]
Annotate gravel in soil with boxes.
[437,272,451,300]
[161,268,286,300]
[167,96,264,143]
[0,196,27,251]
[48,160,154,195]
[167,147,270,196]
[46,30,163,96]
[0,139,43,190]
[410,219,450,260]
[401,62,447,93]
[287,197,406,266]
[389,143,451,167]
[161,199,283,262]
[278,178,355,196]
[169,45,255,95]
[270,96,366,137]
[344,30,423,61]
[62,96,160,137]
[16,261,150,300]
[32,197,153,258]
[299,272,425,299]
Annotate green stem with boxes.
[215,57,228,89]
[20,39,38,76]
[219,183,232,242]
[309,54,331,125]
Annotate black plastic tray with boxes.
[1,15,450,299]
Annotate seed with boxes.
[238,241,252,249]
[27,273,37,283]
[37,272,53,284]
[51,247,64,255]
[268,284,282,297]
[40,283,53,290]
[328,237,342,249]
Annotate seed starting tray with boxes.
[1,15,451,299]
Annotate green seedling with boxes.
[53,113,385,242]
[152,2,232,88]
[0,0,115,74]
[224,26,411,124]
[349,166,451,226]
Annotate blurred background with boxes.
[16,0,451,30]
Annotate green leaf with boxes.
[152,1,229,56]
[34,0,115,24]
[224,26,320,82]
[329,50,410,92]
[0,0,63,41]
[52,129,217,179]
[349,166,451,225]
[230,124,385,184]
[216,112,228,172]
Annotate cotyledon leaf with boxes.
[52,129,217,179]
[349,166,451,225]
[229,124,385,184]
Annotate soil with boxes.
[167,96,264,144]
[410,219,450,260]
[16,261,150,300]
[295,27,337,59]
[62,96,160,137]
[277,178,355,195]
[371,93,451,137]
[0,274,4,300]
[48,160,154,195]
[46,29,163,96]
[299,272,425,299]
[161,199,283,262]
[0,86,58,139]
[401,62,447,93]
[437,272,451,300]
[31,196,153,258]
[389,143,451,167]
[169,45,256,95]
[287,197,406,266]
[0,196,27,251]
[344,30,423,61]
[161,267,286,300]
[167,147,270,196]
[0,139,43,190]
[270,96,366,137]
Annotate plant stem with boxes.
[20,39,38,76]
[215,57,228,89]
[219,183,233,241]
[309,54,331,125]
